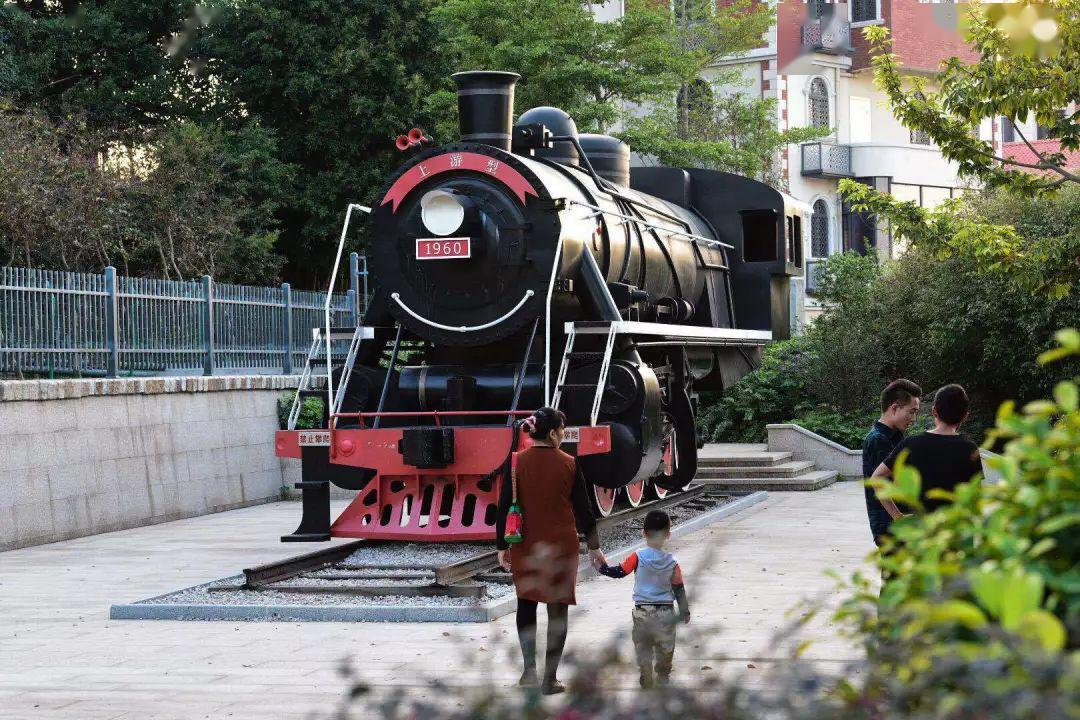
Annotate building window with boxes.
[677,79,713,137]
[810,199,830,258]
[808,78,829,129]
[909,92,932,145]
[1037,110,1067,140]
[851,0,879,23]
[673,0,711,24]
[1001,116,1015,143]
[910,127,931,145]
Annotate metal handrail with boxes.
[323,204,371,428]
[334,409,534,429]
[564,198,735,250]
[390,290,535,332]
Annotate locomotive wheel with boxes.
[648,428,679,499]
[648,482,670,500]
[625,479,646,507]
[592,485,617,517]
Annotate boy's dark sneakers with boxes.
[518,670,539,688]
[541,680,566,695]
[639,671,655,689]
[656,674,671,686]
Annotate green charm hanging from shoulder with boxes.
[503,465,524,545]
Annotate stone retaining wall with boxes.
[767,423,864,480]
[1,376,305,551]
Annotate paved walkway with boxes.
[0,483,875,719]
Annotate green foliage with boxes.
[836,330,1080,715]
[0,1,204,140]
[840,179,1079,297]
[697,337,817,444]
[619,95,826,185]
[788,408,878,450]
[0,110,287,282]
[863,1,1080,193]
[703,194,1077,447]
[430,0,686,133]
[277,392,323,431]
[198,0,447,283]
[805,244,1078,443]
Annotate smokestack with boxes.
[452,71,520,151]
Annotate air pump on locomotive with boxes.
[274,70,808,542]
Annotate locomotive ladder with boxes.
[287,326,373,430]
[551,322,617,426]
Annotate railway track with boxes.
[234,484,723,601]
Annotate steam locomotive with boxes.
[274,70,807,542]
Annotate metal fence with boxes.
[0,253,368,378]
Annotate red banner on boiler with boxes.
[381,152,539,212]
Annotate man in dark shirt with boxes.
[863,379,922,545]
[872,384,983,519]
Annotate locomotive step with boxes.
[566,351,607,361]
[558,382,603,391]
[697,460,815,479]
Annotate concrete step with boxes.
[699,443,767,457]
[693,469,839,492]
[698,451,794,468]
[697,460,815,478]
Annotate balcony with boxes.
[801,142,853,179]
[801,17,852,55]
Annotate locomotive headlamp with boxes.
[420,190,467,236]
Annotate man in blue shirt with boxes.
[863,379,922,545]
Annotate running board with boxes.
[566,321,771,345]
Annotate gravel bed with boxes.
[139,574,513,608]
[595,493,731,556]
[339,542,491,568]
[309,567,435,578]
[271,576,434,587]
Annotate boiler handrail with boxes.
[325,204,371,427]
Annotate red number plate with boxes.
[416,237,471,260]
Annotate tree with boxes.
[431,0,811,183]
[865,0,1080,192]
[0,1,207,141]
[429,0,698,133]
[0,110,287,282]
[197,0,449,285]
[620,93,825,185]
[840,179,1080,298]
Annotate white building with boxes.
[594,0,990,324]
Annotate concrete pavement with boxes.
[0,482,875,719]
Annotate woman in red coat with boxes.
[496,407,605,694]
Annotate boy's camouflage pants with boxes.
[631,605,678,678]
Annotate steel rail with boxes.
[242,540,370,589]
[242,487,717,592]
[433,484,712,586]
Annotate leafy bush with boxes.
[697,336,818,444]
[846,328,1080,687]
[788,408,878,450]
[798,246,1077,444]
[276,392,324,430]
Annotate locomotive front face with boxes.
[370,144,561,347]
